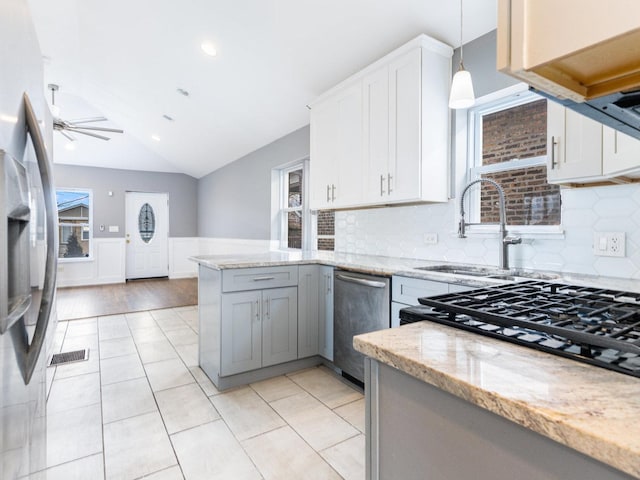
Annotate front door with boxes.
[125,192,169,279]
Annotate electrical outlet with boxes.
[593,232,626,257]
[423,233,438,245]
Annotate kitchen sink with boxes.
[414,264,560,281]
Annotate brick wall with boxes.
[480,99,561,225]
[317,210,335,251]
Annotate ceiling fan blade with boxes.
[66,116,108,124]
[66,125,124,134]
[59,130,76,141]
[66,129,112,141]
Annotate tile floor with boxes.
[34,306,365,479]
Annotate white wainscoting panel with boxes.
[169,237,199,278]
[57,238,126,287]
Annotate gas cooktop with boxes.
[399,280,640,377]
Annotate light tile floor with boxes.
[35,306,365,479]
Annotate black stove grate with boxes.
[401,280,640,378]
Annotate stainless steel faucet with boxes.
[458,178,522,270]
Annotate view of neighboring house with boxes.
[57,190,91,258]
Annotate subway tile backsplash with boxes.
[334,183,640,279]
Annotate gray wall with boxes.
[452,30,518,98]
[197,125,310,238]
[54,164,198,238]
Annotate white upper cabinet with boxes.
[547,101,640,184]
[310,35,452,210]
[310,82,364,209]
[547,101,603,183]
[602,127,640,177]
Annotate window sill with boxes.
[465,225,565,240]
[58,256,93,263]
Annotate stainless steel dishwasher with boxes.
[333,270,390,385]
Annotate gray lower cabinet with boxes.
[297,264,334,360]
[391,275,468,326]
[318,266,334,360]
[221,286,297,376]
[365,359,635,480]
[298,265,320,358]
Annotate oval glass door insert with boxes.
[138,203,155,243]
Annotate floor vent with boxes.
[49,349,89,367]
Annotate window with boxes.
[466,87,561,232]
[273,160,335,251]
[56,189,92,259]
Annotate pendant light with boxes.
[448,0,475,109]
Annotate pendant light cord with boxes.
[459,0,464,70]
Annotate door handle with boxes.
[336,274,387,288]
[11,93,58,385]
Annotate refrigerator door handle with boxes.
[10,93,58,385]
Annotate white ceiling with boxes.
[28,0,497,179]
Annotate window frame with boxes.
[463,84,564,238]
[56,188,94,262]
[273,159,312,251]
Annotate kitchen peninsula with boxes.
[354,322,640,479]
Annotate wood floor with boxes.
[56,277,198,320]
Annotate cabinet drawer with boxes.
[222,266,299,292]
[392,276,448,305]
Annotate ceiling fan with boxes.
[48,84,124,141]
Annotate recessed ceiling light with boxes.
[65,142,76,151]
[200,42,217,57]
[151,134,161,142]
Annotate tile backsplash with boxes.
[335,183,640,279]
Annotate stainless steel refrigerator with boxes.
[1,0,58,478]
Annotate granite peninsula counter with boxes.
[354,322,640,479]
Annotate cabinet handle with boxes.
[326,274,332,294]
[380,174,385,196]
[550,136,558,169]
[326,184,331,202]
[255,300,260,322]
[615,131,618,154]
[387,173,393,194]
[331,184,336,202]
[264,298,270,319]
[252,276,275,281]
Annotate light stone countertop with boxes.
[190,250,640,292]
[353,322,640,479]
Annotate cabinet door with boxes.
[310,97,338,210]
[262,287,298,367]
[318,266,334,360]
[547,102,602,182]
[602,126,640,176]
[298,265,319,358]
[363,65,390,202]
[220,291,262,376]
[334,83,365,207]
[388,48,422,201]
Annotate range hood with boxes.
[497,0,640,140]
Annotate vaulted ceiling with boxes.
[28,0,497,178]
